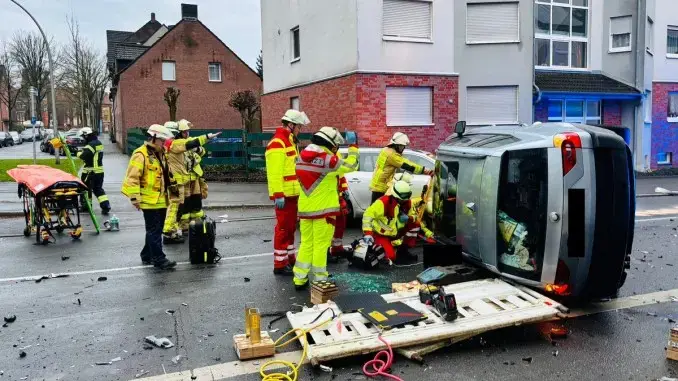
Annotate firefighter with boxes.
[121,124,176,270]
[77,127,110,215]
[385,172,412,196]
[293,127,359,290]
[176,119,212,231]
[265,109,310,276]
[369,132,433,203]
[328,153,352,261]
[362,180,420,265]
[162,120,220,243]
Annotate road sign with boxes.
[31,117,37,125]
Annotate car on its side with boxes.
[432,121,635,301]
[337,147,436,222]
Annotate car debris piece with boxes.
[182,303,188,306]
[244,277,251,282]
[4,315,16,323]
[319,365,333,372]
[144,335,174,349]
[171,355,183,364]
[97,277,107,282]
[552,350,559,357]
[522,357,533,364]
[19,350,26,358]
[96,362,112,366]
[61,256,70,261]
[165,309,175,315]
[111,357,121,363]
[135,371,149,378]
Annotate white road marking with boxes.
[635,216,678,223]
[0,252,272,283]
[135,288,678,381]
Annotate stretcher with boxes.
[8,165,87,244]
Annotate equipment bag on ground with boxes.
[189,217,221,264]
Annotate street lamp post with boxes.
[10,0,60,164]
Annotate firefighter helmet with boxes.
[315,126,345,147]
[389,132,410,146]
[281,109,311,126]
[392,180,412,201]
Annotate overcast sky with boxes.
[0,0,261,69]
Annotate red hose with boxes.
[362,335,404,381]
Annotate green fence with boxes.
[126,128,315,169]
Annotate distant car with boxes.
[21,129,37,142]
[433,121,635,301]
[337,147,436,222]
[39,131,56,153]
[0,132,14,147]
[9,131,22,145]
[63,130,86,153]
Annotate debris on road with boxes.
[522,357,533,364]
[182,303,188,306]
[19,350,26,358]
[171,355,183,364]
[77,298,81,306]
[35,274,69,283]
[97,276,107,282]
[95,361,112,366]
[61,256,70,261]
[648,312,658,317]
[111,357,122,363]
[553,350,559,357]
[140,317,145,321]
[244,277,251,282]
[320,365,333,372]
[165,309,175,315]
[135,370,149,378]
[144,335,174,349]
[4,315,16,323]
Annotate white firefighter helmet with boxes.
[147,124,174,140]
[389,132,410,146]
[281,109,311,126]
[315,126,345,148]
[177,119,193,131]
[80,127,93,136]
[391,180,412,201]
[164,121,179,135]
[393,172,413,184]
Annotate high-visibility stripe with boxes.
[130,161,144,169]
[97,195,109,202]
[298,207,340,218]
[311,266,327,273]
[294,261,311,269]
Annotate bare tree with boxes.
[10,31,56,111]
[0,40,24,130]
[164,87,181,121]
[228,90,260,133]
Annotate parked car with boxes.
[0,132,14,147]
[39,131,56,153]
[9,131,22,145]
[63,129,86,153]
[21,129,38,142]
[432,121,635,301]
[337,147,435,221]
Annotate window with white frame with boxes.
[291,26,300,62]
[644,91,652,123]
[668,26,678,57]
[646,17,654,53]
[162,61,176,81]
[466,86,518,125]
[385,87,433,126]
[547,99,600,124]
[383,0,432,41]
[466,2,520,44]
[535,0,588,69]
[668,92,678,119]
[610,16,632,52]
[657,152,673,165]
[290,96,300,111]
[208,63,221,82]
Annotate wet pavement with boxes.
[0,139,677,380]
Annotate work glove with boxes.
[207,132,222,140]
[131,200,141,211]
[362,235,374,246]
[345,132,357,145]
[398,213,410,224]
[423,168,434,176]
[274,197,285,209]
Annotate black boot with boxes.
[294,282,309,291]
[273,264,294,276]
[163,234,185,244]
[394,247,418,264]
[154,259,177,270]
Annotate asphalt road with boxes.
[0,139,54,159]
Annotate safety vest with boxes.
[362,195,412,237]
[337,152,348,194]
[188,147,205,179]
[265,127,300,199]
[369,147,424,193]
[78,140,104,174]
[408,197,433,238]
[296,144,359,219]
[121,143,169,209]
[167,135,208,184]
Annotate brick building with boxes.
[107,4,261,150]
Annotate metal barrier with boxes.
[126,128,315,169]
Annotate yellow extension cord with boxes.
[259,317,334,381]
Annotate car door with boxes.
[456,156,486,261]
[344,150,378,213]
[402,152,435,200]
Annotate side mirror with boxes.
[455,121,466,137]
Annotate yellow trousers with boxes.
[293,218,334,286]
[163,183,185,235]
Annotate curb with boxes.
[636,193,677,198]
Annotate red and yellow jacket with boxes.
[265,127,300,200]
[362,195,413,237]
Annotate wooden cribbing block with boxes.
[311,280,339,305]
[668,326,678,361]
[233,331,275,360]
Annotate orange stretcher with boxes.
[7,165,87,244]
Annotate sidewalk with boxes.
[0,136,271,216]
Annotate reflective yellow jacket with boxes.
[167,135,208,184]
[408,197,433,238]
[121,143,169,209]
[369,147,424,193]
[265,127,300,199]
[296,145,359,219]
[362,196,412,237]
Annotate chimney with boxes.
[181,4,198,20]
[151,12,156,22]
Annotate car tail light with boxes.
[545,260,571,296]
[553,133,582,176]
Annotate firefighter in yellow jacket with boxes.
[266,109,309,275]
[293,127,359,290]
[369,132,433,203]
[162,119,220,243]
[121,124,177,270]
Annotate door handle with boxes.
[465,202,476,212]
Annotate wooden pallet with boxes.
[286,278,565,365]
